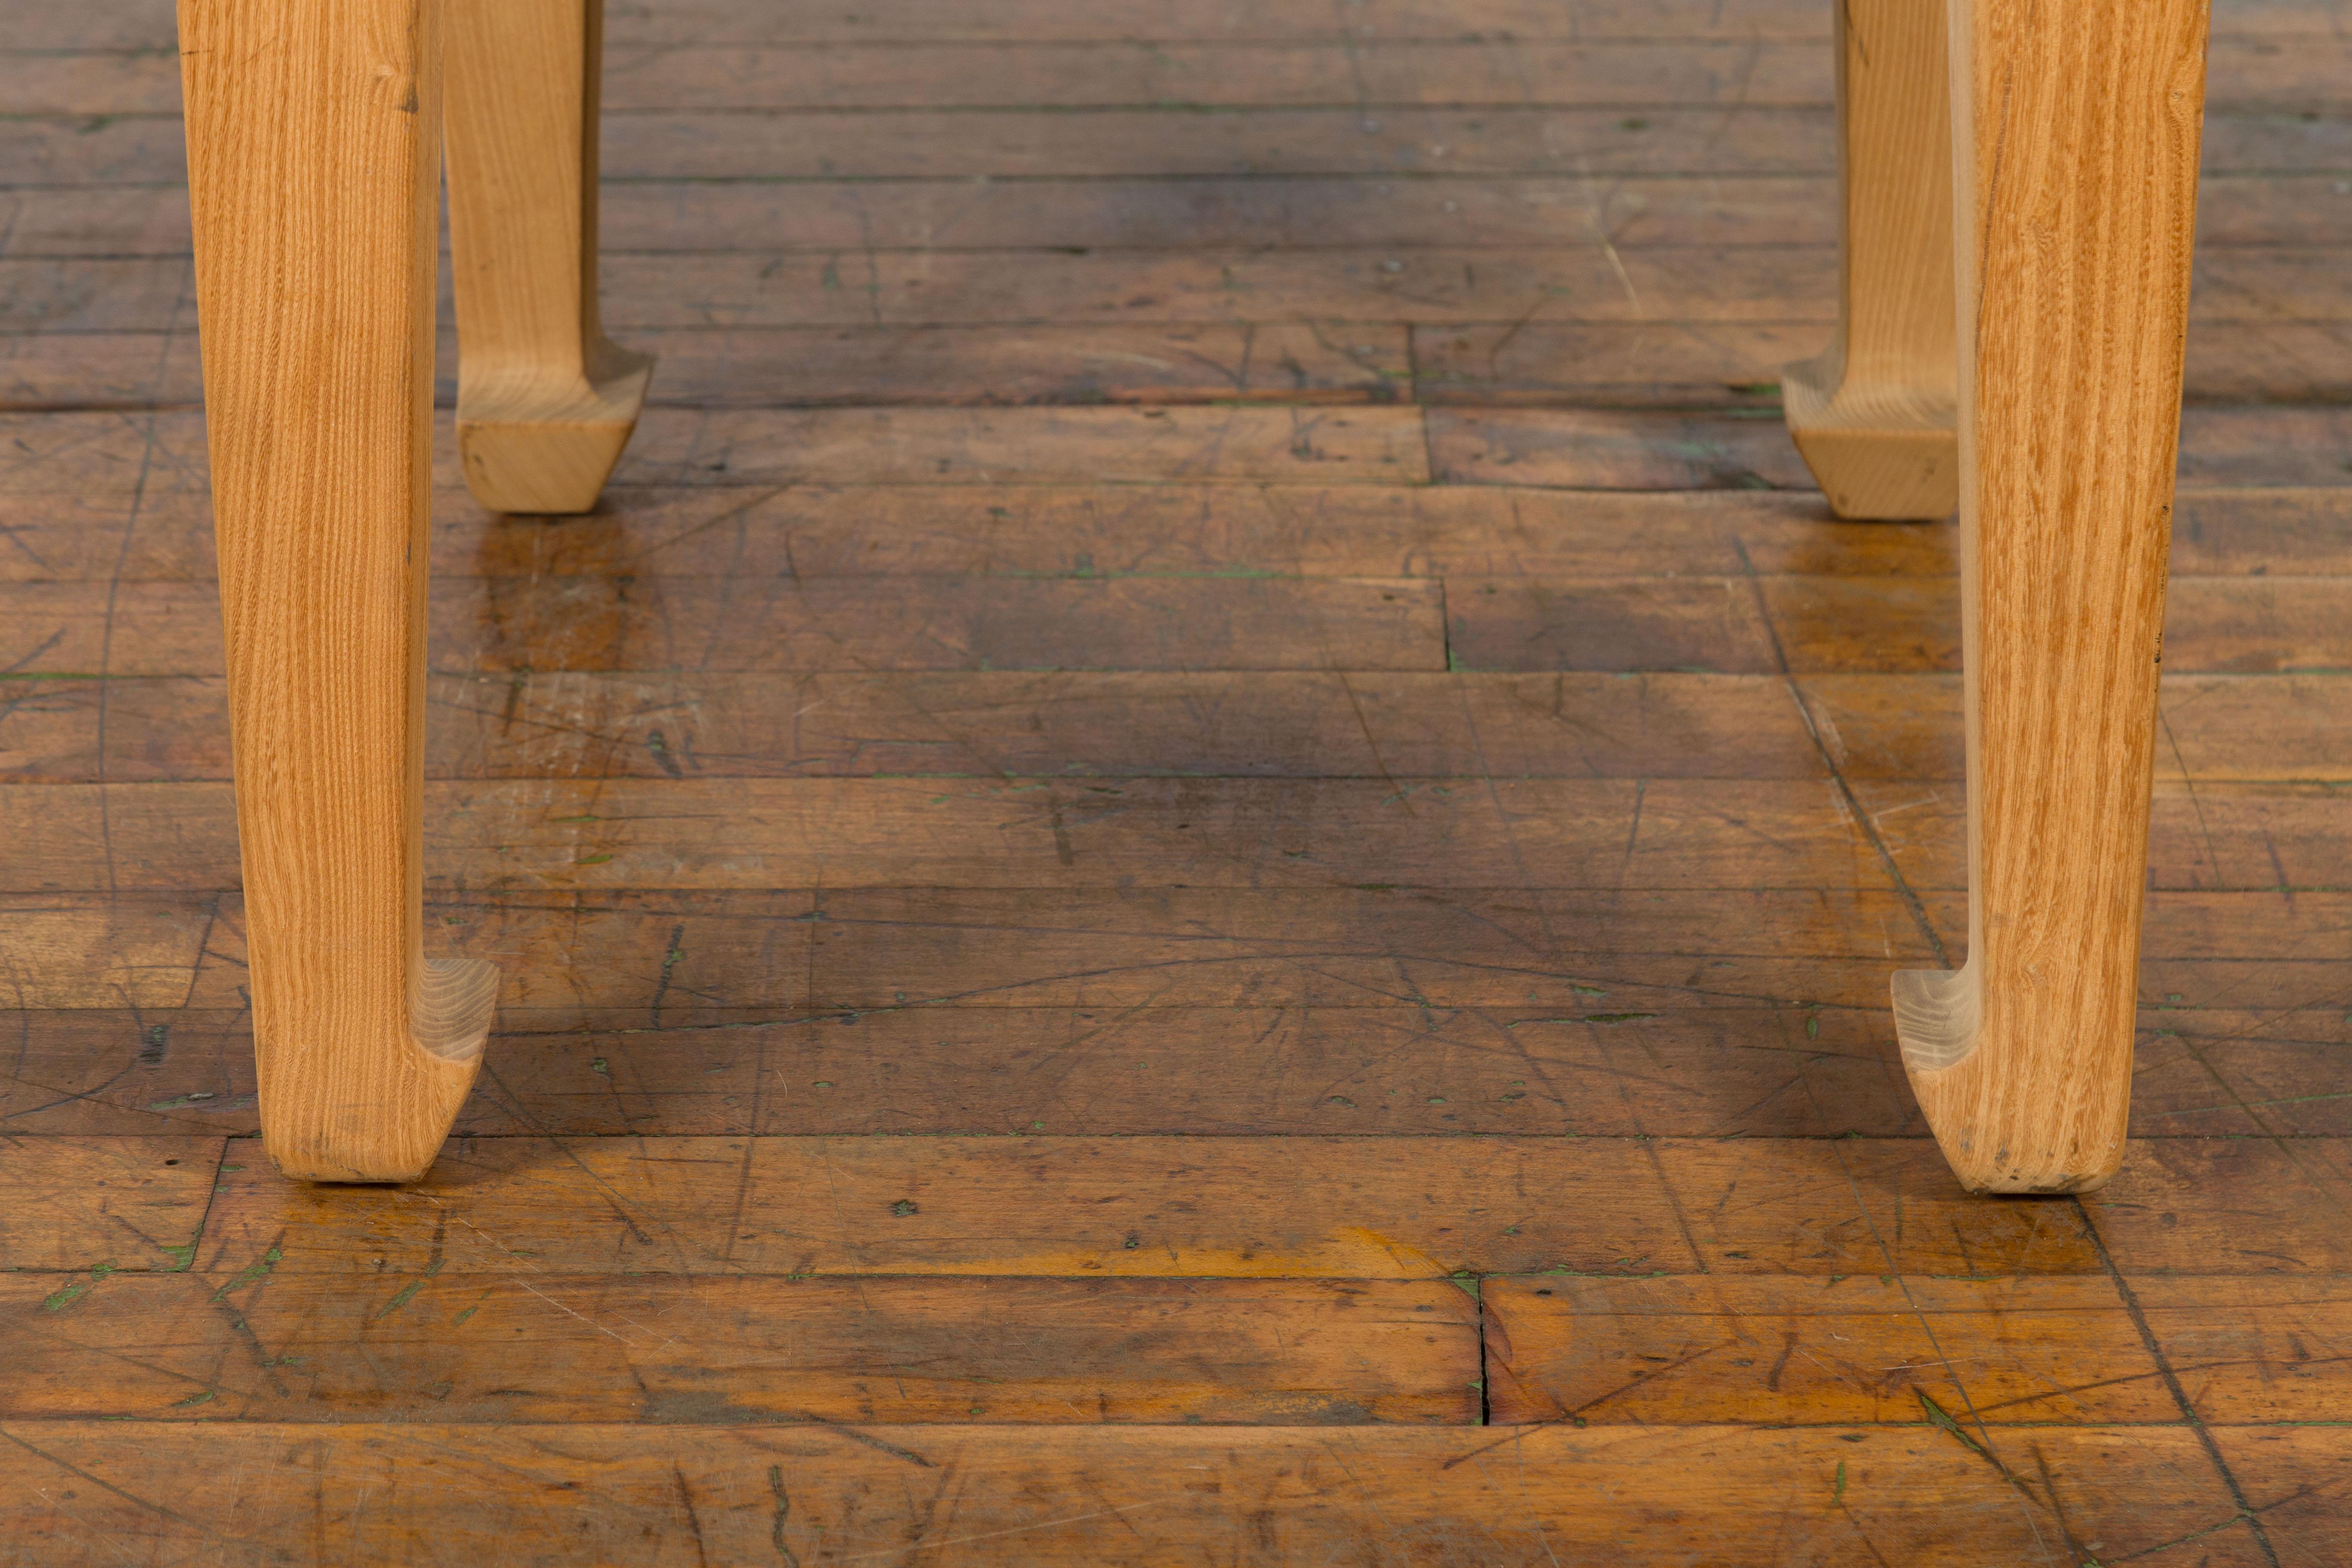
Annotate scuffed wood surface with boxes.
[0,1422,2300,1568]
[4,0,2349,1556]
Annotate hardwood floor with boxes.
[5,0,2352,1560]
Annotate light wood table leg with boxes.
[1896,0,2210,1193]
[181,0,493,1181]
[1781,0,1959,521]
[445,0,652,515]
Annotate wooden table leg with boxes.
[1781,0,1958,521]
[445,0,652,515]
[1896,0,2210,1193]
[181,0,493,1182]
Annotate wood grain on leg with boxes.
[180,0,491,1182]
[1896,0,2210,1193]
[445,0,651,515]
[1781,0,1958,520]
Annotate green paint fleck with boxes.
[171,1390,214,1408]
[575,854,614,865]
[1834,1459,1846,1499]
[55,1265,118,1309]
[591,1058,609,1075]
[211,1246,283,1303]
[375,1280,426,1320]
[1917,1389,1984,1455]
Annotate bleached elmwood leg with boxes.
[1895,0,2210,1192]
[181,0,494,1181]
[1782,0,1958,521]
[445,0,652,514]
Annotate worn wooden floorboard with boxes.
[13,772,2352,895]
[6,404,2351,496]
[10,1001,2351,1142]
[16,573,2352,678]
[20,174,2352,258]
[17,0,2352,49]
[21,104,2352,190]
[1,1272,1485,1426]
[25,245,2352,340]
[49,665,2340,786]
[6,574,1447,675]
[5,0,2350,1558]
[14,33,2352,119]
[2,1130,2337,1284]
[2,1421,2323,1567]
[9,480,2351,584]
[29,319,2352,410]
[15,670,1855,783]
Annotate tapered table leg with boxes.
[1782,0,1959,521]
[1896,0,2210,1193]
[181,0,493,1182]
[446,0,652,514]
